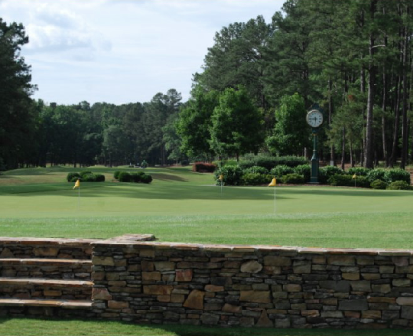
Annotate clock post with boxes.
[306,107,324,184]
[310,128,319,183]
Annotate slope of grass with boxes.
[0,166,412,248]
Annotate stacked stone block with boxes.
[92,242,413,329]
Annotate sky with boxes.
[1,0,284,105]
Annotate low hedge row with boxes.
[239,155,308,170]
[114,171,153,184]
[214,164,411,189]
[66,171,105,183]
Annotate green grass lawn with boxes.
[1,165,413,335]
[2,317,413,336]
[0,165,412,248]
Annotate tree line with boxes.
[2,0,413,170]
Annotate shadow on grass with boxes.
[0,183,412,201]
[1,317,413,336]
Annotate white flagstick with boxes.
[77,185,80,211]
[274,185,276,214]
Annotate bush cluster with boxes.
[66,172,105,183]
[114,171,153,184]
[192,162,217,173]
[239,155,307,170]
[214,161,412,190]
[241,173,273,186]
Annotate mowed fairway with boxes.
[0,166,412,249]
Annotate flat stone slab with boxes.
[0,258,91,265]
[0,298,93,308]
[0,277,93,288]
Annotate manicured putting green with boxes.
[0,166,412,249]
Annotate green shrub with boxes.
[270,165,294,178]
[214,166,244,186]
[141,160,148,168]
[239,155,307,170]
[243,166,269,175]
[281,173,305,184]
[321,166,345,179]
[241,173,272,186]
[387,180,412,190]
[94,174,105,182]
[328,174,370,188]
[114,171,121,179]
[370,179,387,189]
[79,171,93,178]
[348,167,371,177]
[82,173,97,182]
[118,172,131,182]
[130,173,142,183]
[141,174,153,184]
[366,168,387,183]
[319,166,345,184]
[293,164,311,182]
[67,172,80,182]
[385,168,411,184]
[69,176,81,182]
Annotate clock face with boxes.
[306,110,323,128]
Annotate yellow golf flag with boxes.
[219,174,224,181]
[352,174,357,179]
[73,179,80,189]
[268,178,277,187]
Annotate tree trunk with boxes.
[341,127,346,170]
[350,140,354,167]
[389,75,402,167]
[328,78,334,165]
[364,1,376,169]
[401,8,410,169]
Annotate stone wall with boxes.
[91,240,413,329]
[2,236,413,329]
[0,238,96,260]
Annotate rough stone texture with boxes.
[240,260,262,274]
[4,236,413,329]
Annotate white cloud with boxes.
[0,0,284,105]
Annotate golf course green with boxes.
[0,165,412,249]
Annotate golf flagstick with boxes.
[268,178,277,214]
[73,179,80,211]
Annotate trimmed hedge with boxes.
[66,172,80,182]
[348,167,371,176]
[385,168,411,184]
[270,165,294,178]
[243,166,269,175]
[387,181,412,190]
[116,171,152,184]
[371,179,387,189]
[118,172,131,182]
[114,171,121,180]
[328,174,370,188]
[67,172,104,183]
[193,162,216,173]
[239,155,307,170]
[293,164,311,182]
[241,173,272,186]
[141,174,153,184]
[214,166,243,186]
[366,168,387,183]
[281,173,305,184]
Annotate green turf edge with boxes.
[0,317,413,336]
